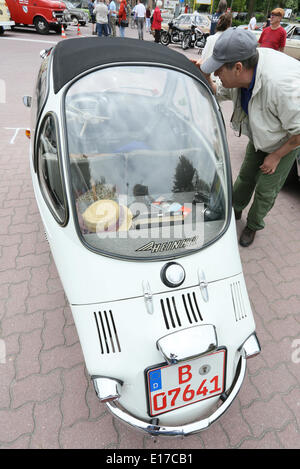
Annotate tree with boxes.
[285,0,298,11]
[248,0,256,17]
[231,0,247,11]
[173,155,197,193]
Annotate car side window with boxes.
[37,114,67,224]
[293,28,300,40]
[31,53,51,168]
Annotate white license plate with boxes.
[146,349,226,417]
[192,34,196,40]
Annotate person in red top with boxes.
[118,0,127,38]
[258,7,286,52]
[152,0,162,43]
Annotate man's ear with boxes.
[234,62,243,74]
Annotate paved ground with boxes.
[0,22,300,449]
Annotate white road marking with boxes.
[0,36,57,44]
[0,33,89,44]
[4,127,28,144]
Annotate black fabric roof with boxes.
[52,37,206,93]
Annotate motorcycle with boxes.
[182,23,208,50]
[24,37,260,437]
[160,20,186,46]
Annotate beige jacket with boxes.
[93,1,108,23]
[216,48,300,153]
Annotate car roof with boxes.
[52,37,207,94]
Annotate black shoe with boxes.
[234,209,242,220]
[239,226,256,247]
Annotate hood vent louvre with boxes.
[94,310,121,354]
[230,281,247,321]
[161,292,203,330]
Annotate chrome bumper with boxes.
[95,333,260,437]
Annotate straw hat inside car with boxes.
[83,199,133,233]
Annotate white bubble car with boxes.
[24,37,260,437]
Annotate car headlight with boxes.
[52,11,56,18]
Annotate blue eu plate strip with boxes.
[149,369,162,392]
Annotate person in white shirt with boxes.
[94,0,109,36]
[135,0,146,40]
[248,14,256,30]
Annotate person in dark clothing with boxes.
[88,0,96,35]
[209,0,227,35]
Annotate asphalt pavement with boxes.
[0,22,300,450]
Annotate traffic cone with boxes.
[77,24,81,36]
[61,24,66,39]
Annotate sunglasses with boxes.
[271,13,281,17]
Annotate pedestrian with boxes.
[258,8,286,52]
[209,0,227,36]
[201,12,232,81]
[263,13,271,29]
[88,0,97,35]
[109,0,117,37]
[94,0,109,36]
[248,14,256,30]
[146,5,151,32]
[106,0,111,35]
[135,0,146,40]
[118,0,127,38]
[152,0,162,43]
[192,28,300,247]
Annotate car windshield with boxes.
[65,65,229,259]
[65,1,75,8]
[176,14,208,25]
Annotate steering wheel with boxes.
[66,95,111,137]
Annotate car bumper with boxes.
[1,21,15,29]
[94,333,260,437]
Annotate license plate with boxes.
[146,349,226,417]
[192,34,196,40]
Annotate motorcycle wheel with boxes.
[182,34,191,50]
[160,31,170,46]
[195,35,207,49]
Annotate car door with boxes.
[284,25,300,60]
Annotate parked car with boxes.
[24,38,260,437]
[237,22,264,30]
[0,0,14,35]
[5,0,71,34]
[70,0,90,19]
[161,13,211,35]
[282,23,300,60]
[63,1,89,25]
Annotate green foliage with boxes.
[285,0,298,10]
[232,0,247,11]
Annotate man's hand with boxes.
[190,58,216,94]
[260,134,300,175]
[260,153,281,175]
[190,57,204,68]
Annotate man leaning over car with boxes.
[192,28,300,247]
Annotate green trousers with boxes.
[233,141,298,231]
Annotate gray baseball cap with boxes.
[201,28,258,74]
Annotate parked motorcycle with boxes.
[160,20,186,46]
[182,23,208,50]
[24,37,260,437]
